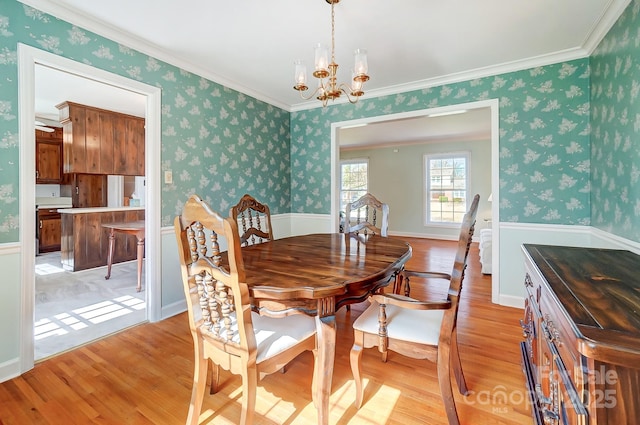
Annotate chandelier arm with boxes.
[296,84,325,101]
[337,84,363,104]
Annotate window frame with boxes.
[424,151,470,226]
[339,158,369,214]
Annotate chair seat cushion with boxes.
[352,301,444,346]
[252,312,316,363]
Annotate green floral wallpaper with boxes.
[0,0,290,243]
[590,0,640,241]
[291,62,592,225]
[1,0,639,245]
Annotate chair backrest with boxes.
[439,193,479,342]
[344,192,389,237]
[230,193,274,247]
[174,195,256,355]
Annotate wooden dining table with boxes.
[240,233,412,425]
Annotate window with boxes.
[425,152,469,224]
[340,159,368,213]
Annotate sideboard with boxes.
[520,244,640,425]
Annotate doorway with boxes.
[18,44,162,373]
[33,64,148,360]
[329,99,501,303]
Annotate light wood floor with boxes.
[0,238,532,424]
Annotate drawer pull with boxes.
[543,315,562,347]
[535,383,552,407]
[525,273,534,288]
[519,319,532,338]
[542,407,559,425]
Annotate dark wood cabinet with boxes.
[38,208,61,253]
[520,244,640,425]
[57,101,145,176]
[60,209,144,271]
[69,174,108,208]
[35,127,63,183]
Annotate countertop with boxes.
[57,206,145,214]
[36,196,72,210]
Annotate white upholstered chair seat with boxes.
[203,311,317,364]
[352,300,445,346]
[252,312,317,363]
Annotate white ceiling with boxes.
[35,64,147,122]
[26,0,629,144]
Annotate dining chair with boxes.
[344,192,389,237]
[230,193,274,246]
[175,195,317,425]
[349,194,479,425]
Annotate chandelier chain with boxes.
[331,1,336,64]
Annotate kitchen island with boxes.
[58,206,144,272]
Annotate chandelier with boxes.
[293,0,369,106]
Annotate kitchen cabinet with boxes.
[35,127,63,183]
[57,101,145,176]
[113,114,145,176]
[60,208,145,271]
[38,208,61,253]
[69,173,108,208]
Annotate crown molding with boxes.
[582,0,632,54]
[20,0,631,113]
[290,47,592,112]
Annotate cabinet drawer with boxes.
[38,208,61,218]
[539,286,583,388]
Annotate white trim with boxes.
[0,358,21,383]
[583,0,632,54]
[0,243,21,255]
[17,44,162,375]
[499,294,525,309]
[499,221,594,236]
[590,226,640,254]
[161,300,187,320]
[423,151,471,226]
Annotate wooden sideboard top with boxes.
[523,244,640,366]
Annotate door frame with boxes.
[18,44,162,372]
[329,98,500,303]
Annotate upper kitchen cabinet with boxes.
[35,127,63,183]
[113,113,145,176]
[57,101,145,176]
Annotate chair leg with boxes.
[350,334,365,408]
[208,359,220,394]
[187,355,208,425]
[239,366,258,425]
[451,329,469,395]
[437,344,460,425]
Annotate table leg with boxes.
[105,228,115,280]
[136,237,144,292]
[314,314,336,425]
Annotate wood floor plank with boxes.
[1,238,533,424]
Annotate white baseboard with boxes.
[499,294,525,309]
[161,300,186,320]
[0,358,21,383]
